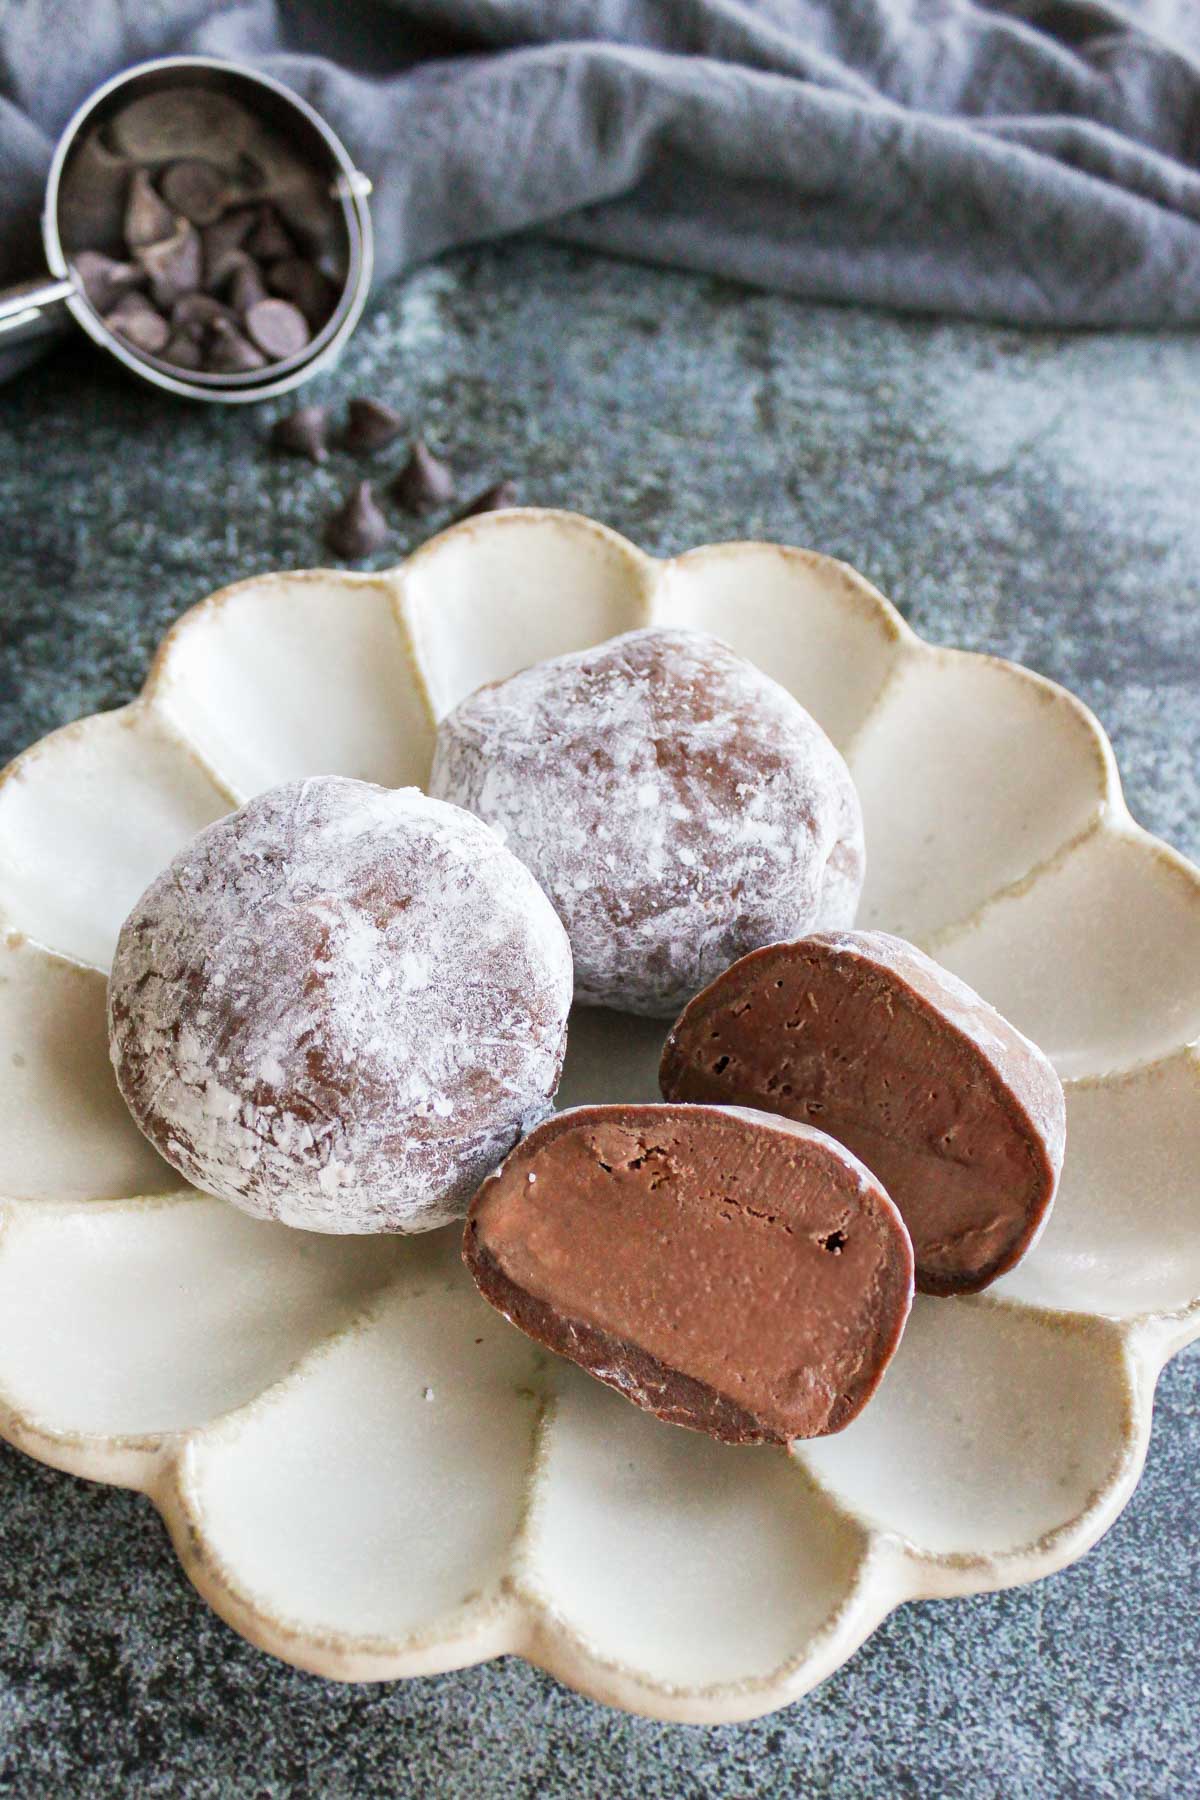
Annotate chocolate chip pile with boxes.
[268,396,518,559]
[60,87,340,377]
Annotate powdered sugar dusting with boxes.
[108,777,573,1233]
[429,628,865,1016]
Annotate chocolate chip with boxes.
[104,293,169,356]
[171,292,235,333]
[201,208,258,289]
[136,220,203,310]
[205,245,253,296]
[267,257,337,330]
[72,250,144,315]
[162,332,204,371]
[253,150,335,249]
[229,258,269,317]
[245,205,294,263]
[391,439,456,512]
[204,247,251,296]
[63,84,346,383]
[244,297,310,361]
[124,169,176,249]
[205,317,268,373]
[232,151,267,193]
[325,482,391,559]
[105,290,159,322]
[57,134,133,251]
[342,397,404,454]
[451,480,518,522]
[159,160,229,227]
[110,89,255,165]
[270,406,330,464]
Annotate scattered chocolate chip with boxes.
[205,316,268,373]
[451,479,518,521]
[229,258,269,317]
[171,291,235,333]
[72,250,144,314]
[162,332,204,370]
[137,220,203,310]
[246,205,294,263]
[325,481,391,559]
[159,160,229,227]
[270,405,330,464]
[104,293,169,356]
[341,396,404,454]
[267,256,337,330]
[244,297,310,361]
[391,439,456,512]
[201,208,259,289]
[124,169,176,249]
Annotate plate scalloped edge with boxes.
[0,507,1196,1724]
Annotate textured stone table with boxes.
[0,242,1197,1798]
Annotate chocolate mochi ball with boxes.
[429,628,865,1016]
[108,777,573,1232]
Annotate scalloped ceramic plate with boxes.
[0,509,1198,1723]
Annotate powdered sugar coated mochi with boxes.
[107,776,574,1232]
[429,628,865,1015]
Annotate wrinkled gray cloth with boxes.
[3,0,1200,339]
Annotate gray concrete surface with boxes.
[0,240,1197,1798]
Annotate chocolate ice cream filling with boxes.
[465,1103,913,1444]
[660,934,1065,1296]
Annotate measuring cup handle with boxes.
[0,275,76,347]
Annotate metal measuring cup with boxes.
[0,55,373,403]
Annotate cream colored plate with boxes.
[0,510,1197,1723]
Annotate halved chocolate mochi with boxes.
[464,1102,913,1444]
[660,931,1065,1297]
